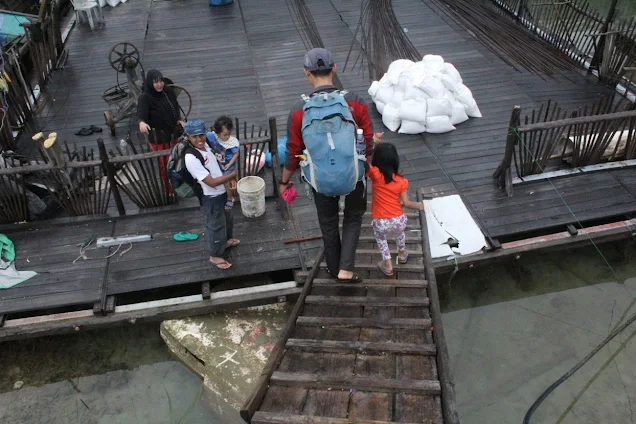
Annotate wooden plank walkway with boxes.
[18,0,636,243]
[242,194,458,423]
[0,199,300,317]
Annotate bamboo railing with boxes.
[494,99,636,196]
[0,118,287,224]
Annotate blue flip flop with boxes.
[173,232,199,242]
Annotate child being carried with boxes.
[207,116,240,211]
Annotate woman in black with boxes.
[137,69,185,188]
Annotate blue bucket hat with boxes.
[184,119,206,136]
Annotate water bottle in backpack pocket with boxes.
[299,90,366,197]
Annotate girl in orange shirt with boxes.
[369,143,424,277]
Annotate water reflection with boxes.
[441,243,636,423]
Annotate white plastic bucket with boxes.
[237,176,265,218]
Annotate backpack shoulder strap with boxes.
[184,146,205,167]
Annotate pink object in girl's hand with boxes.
[282,183,298,204]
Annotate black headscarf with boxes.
[138,69,181,142]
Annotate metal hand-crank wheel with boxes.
[166,84,193,120]
[109,42,140,73]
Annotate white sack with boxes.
[450,101,469,125]
[426,116,455,133]
[386,60,414,85]
[442,63,462,83]
[443,91,455,103]
[382,104,401,132]
[375,100,386,115]
[375,85,395,105]
[390,90,405,107]
[106,0,121,6]
[455,83,475,107]
[399,120,427,134]
[427,98,453,117]
[417,77,445,99]
[423,55,444,73]
[441,74,458,93]
[398,98,427,122]
[465,100,483,118]
[398,73,414,92]
[404,86,430,102]
[368,81,380,98]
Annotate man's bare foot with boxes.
[226,239,240,248]
[210,257,232,269]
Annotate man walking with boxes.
[279,48,382,283]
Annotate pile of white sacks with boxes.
[368,55,482,134]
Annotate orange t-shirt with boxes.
[368,166,409,219]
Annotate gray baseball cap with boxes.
[304,48,334,72]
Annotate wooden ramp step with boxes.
[355,248,423,256]
[252,412,424,424]
[318,262,423,272]
[286,339,437,355]
[295,316,432,329]
[305,295,430,307]
[270,372,442,395]
[339,211,420,218]
[312,278,427,288]
[358,235,422,244]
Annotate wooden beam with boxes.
[354,248,423,256]
[519,109,636,133]
[318,262,423,272]
[305,296,429,307]
[252,412,422,424]
[312,278,427,288]
[240,248,325,423]
[285,339,437,355]
[269,372,441,395]
[418,190,461,424]
[512,159,636,185]
[295,317,432,329]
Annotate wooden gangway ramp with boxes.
[241,194,459,423]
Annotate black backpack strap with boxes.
[184,146,205,204]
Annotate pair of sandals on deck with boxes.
[209,238,240,270]
[75,125,103,136]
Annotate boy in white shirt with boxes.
[184,119,240,270]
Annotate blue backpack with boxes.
[299,90,366,197]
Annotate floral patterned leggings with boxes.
[372,214,408,260]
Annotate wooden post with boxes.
[97,139,126,216]
[43,133,65,166]
[493,106,521,197]
[590,0,619,71]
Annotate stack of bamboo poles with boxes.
[431,0,581,77]
[345,0,421,81]
[285,0,325,50]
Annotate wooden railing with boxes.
[0,118,288,224]
[493,100,636,196]
[491,0,636,96]
[0,0,65,151]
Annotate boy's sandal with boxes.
[226,239,240,248]
[398,251,409,264]
[210,258,232,269]
[173,232,199,241]
[337,273,363,284]
[377,261,394,277]
[224,201,234,211]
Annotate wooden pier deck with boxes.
[242,194,458,423]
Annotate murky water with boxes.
[0,324,222,424]
[441,241,636,423]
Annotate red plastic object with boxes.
[282,183,298,204]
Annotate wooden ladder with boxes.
[242,191,460,423]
